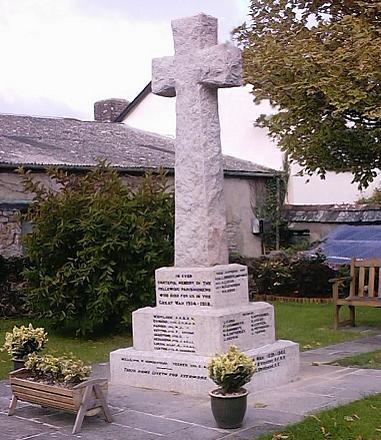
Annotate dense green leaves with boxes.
[0,256,26,317]
[208,345,255,394]
[235,0,381,188]
[232,253,336,298]
[21,164,174,335]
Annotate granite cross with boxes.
[152,13,242,268]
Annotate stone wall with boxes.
[0,173,54,203]
[223,177,265,258]
[0,206,22,258]
[0,170,266,259]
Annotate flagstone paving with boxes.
[2,335,381,439]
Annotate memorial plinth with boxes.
[110,264,299,396]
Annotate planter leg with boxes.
[8,395,18,416]
[94,384,112,423]
[72,384,93,434]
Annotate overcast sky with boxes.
[1,0,250,120]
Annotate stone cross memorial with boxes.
[110,13,299,396]
[151,13,242,268]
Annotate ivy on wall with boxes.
[256,158,289,252]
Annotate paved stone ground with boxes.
[2,334,381,440]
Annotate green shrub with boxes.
[21,163,174,335]
[0,256,27,317]
[290,253,336,298]
[256,260,296,295]
[234,253,337,298]
[336,263,351,291]
[25,353,91,386]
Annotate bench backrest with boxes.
[350,257,381,298]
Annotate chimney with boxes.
[94,99,129,122]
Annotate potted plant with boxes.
[2,323,48,370]
[208,345,256,429]
[8,353,112,434]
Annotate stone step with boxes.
[155,264,249,309]
[110,340,300,397]
[133,301,275,355]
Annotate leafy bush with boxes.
[25,353,91,386]
[290,253,336,298]
[21,163,174,335]
[256,260,296,295]
[208,345,255,394]
[234,253,338,298]
[2,323,48,359]
[0,256,27,317]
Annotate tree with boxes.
[234,0,381,188]
[21,163,174,335]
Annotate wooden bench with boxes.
[331,257,381,329]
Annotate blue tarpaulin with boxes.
[310,225,381,265]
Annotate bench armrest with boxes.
[331,276,352,301]
[329,276,352,284]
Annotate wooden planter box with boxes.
[8,369,112,434]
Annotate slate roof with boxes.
[0,114,275,177]
[284,204,381,224]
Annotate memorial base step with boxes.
[133,301,275,355]
[110,340,299,397]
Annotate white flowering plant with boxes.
[25,353,92,387]
[2,323,48,359]
[208,345,256,394]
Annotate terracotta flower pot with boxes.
[209,388,248,429]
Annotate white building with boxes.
[116,83,379,205]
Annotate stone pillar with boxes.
[0,208,22,258]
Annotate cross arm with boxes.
[198,43,242,88]
[152,56,176,97]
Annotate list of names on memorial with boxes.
[223,311,271,342]
[153,314,196,353]
[215,267,246,294]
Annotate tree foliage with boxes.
[235,0,381,188]
[21,164,174,336]
[357,187,381,204]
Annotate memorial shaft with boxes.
[152,13,243,268]
[174,78,228,267]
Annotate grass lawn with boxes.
[331,349,381,370]
[258,393,381,440]
[0,317,132,379]
[273,302,381,350]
